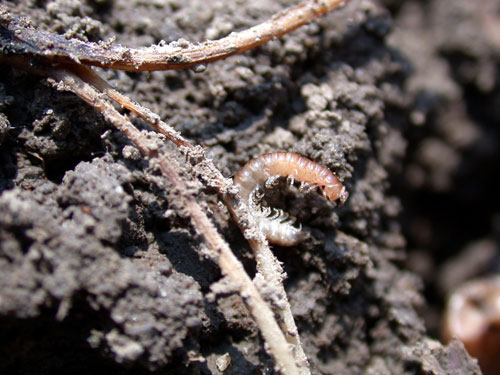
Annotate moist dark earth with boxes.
[0,0,498,374]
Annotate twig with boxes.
[73,64,311,374]
[49,67,301,375]
[0,0,351,71]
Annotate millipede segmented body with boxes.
[234,152,348,246]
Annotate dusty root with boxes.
[50,66,301,374]
[0,0,349,72]
[0,1,354,374]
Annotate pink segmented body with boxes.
[234,152,348,246]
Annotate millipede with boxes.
[234,152,348,246]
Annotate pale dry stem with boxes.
[2,0,351,72]
[101,0,351,71]
[75,64,311,374]
[94,0,352,71]
[50,67,302,375]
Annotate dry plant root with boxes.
[1,0,350,72]
[235,152,348,246]
[67,63,313,375]
[0,1,353,374]
[48,67,302,375]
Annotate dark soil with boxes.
[1,0,497,374]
